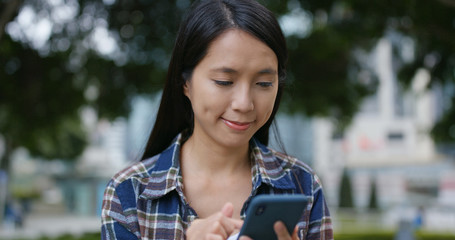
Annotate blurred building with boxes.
[55,117,129,216]
[55,95,160,217]
[308,38,455,231]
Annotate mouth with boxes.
[221,118,253,131]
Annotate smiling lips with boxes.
[222,118,253,131]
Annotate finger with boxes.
[238,236,253,240]
[291,225,299,240]
[221,202,234,218]
[228,218,244,230]
[218,215,243,234]
[205,233,224,240]
[209,219,228,239]
[274,221,291,240]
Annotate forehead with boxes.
[198,29,278,73]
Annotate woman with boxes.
[101,0,333,239]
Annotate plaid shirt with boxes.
[101,133,333,240]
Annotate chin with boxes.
[217,133,253,148]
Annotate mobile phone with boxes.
[237,194,308,240]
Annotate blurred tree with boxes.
[0,0,185,170]
[0,34,87,169]
[338,168,354,208]
[369,179,378,210]
[1,0,455,171]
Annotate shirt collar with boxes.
[139,133,296,200]
[249,138,297,191]
[138,133,184,200]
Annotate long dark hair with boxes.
[141,0,288,160]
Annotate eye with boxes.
[256,82,273,88]
[214,80,233,86]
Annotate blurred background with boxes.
[1,0,454,239]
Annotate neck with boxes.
[181,134,251,176]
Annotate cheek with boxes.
[191,86,226,117]
[257,95,277,121]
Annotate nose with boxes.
[231,84,254,112]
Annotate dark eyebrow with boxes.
[210,67,277,75]
[210,67,238,74]
[258,68,277,75]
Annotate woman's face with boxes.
[184,29,279,149]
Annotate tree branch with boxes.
[0,0,23,42]
[437,0,455,8]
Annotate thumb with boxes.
[291,225,299,239]
[221,202,234,218]
[274,221,290,239]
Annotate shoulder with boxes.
[102,156,161,216]
[251,139,319,182]
[267,147,324,194]
[269,148,315,175]
[106,155,160,190]
[105,133,184,201]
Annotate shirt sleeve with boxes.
[304,175,334,240]
[101,179,140,240]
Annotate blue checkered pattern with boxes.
[101,133,333,239]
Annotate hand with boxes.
[238,221,299,240]
[273,221,299,240]
[186,202,243,240]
